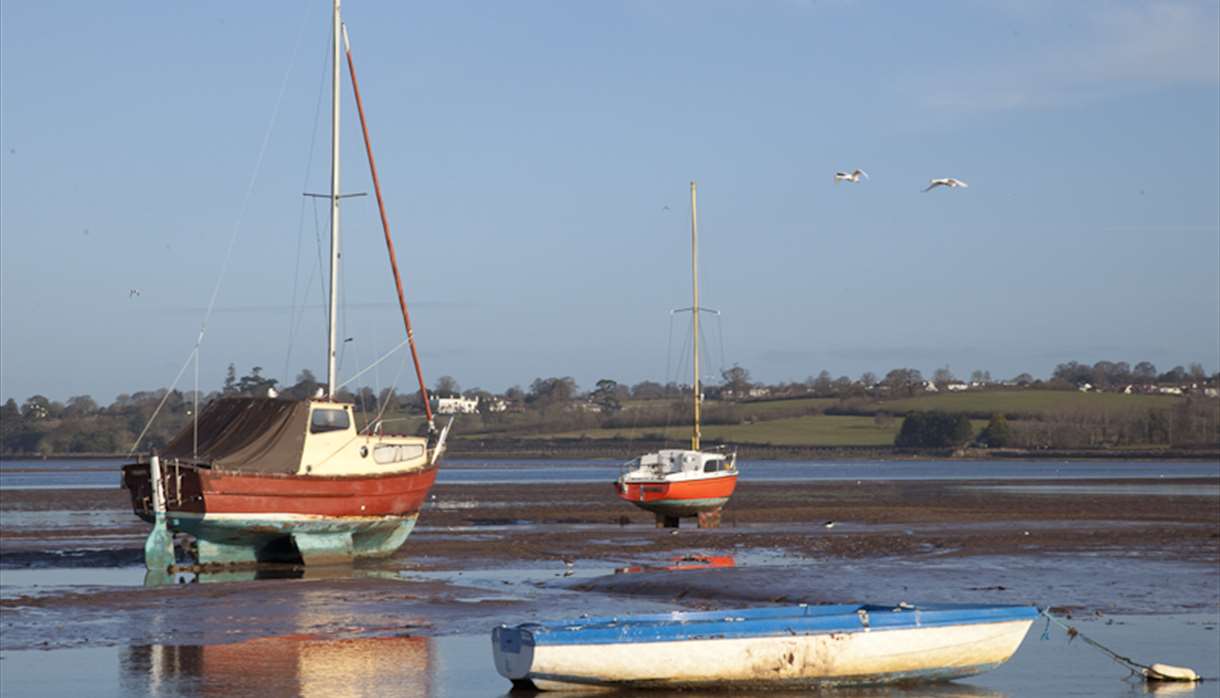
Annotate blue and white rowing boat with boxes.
[492,603,1037,691]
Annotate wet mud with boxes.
[1,477,1217,656]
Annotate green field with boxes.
[415,388,1199,449]
[869,389,1179,417]
[513,415,990,447]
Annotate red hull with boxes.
[615,473,738,516]
[123,462,438,520]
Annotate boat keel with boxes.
[653,507,723,529]
[292,531,355,566]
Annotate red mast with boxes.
[342,25,435,429]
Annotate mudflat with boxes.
[1,477,1217,651]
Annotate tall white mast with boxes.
[326,0,342,397]
[690,181,701,451]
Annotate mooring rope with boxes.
[1040,609,1209,682]
[1041,610,1151,676]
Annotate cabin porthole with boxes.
[305,465,312,473]
[360,446,368,458]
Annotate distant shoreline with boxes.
[7,443,1216,462]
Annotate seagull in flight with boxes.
[128,289,141,298]
[923,178,968,192]
[834,169,868,183]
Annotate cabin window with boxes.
[703,460,720,473]
[310,408,350,434]
[373,443,425,465]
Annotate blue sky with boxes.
[2,1,1218,403]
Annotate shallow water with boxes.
[1,614,1216,697]
[2,457,1217,490]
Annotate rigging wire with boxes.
[337,338,410,391]
[368,349,410,434]
[283,37,334,384]
[127,2,313,454]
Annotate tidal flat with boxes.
[1,463,1218,696]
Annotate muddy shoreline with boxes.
[2,477,1217,652]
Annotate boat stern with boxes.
[492,624,536,682]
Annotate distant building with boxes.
[747,387,771,398]
[433,396,479,414]
[1078,383,1093,392]
[485,398,508,413]
[1156,386,1183,396]
[922,381,939,393]
[945,382,969,392]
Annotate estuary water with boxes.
[2,457,1218,490]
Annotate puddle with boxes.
[401,564,613,587]
[0,566,150,596]
[961,484,1220,497]
[0,616,1216,697]
[0,510,136,531]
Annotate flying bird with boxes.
[923,178,969,192]
[128,289,141,298]
[834,169,868,183]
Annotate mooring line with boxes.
[1040,608,1209,683]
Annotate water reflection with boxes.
[138,564,403,587]
[120,636,432,697]
[115,635,1013,698]
[615,554,736,574]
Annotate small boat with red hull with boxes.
[615,183,738,528]
[123,1,450,568]
[616,449,737,527]
[122,397,447,565]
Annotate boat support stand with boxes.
[143,455,176,583]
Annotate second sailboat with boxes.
[615,182,739,528]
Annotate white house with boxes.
[433,396,480,414]
[945,382,969,392]
[922,381,939,393]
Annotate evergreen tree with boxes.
[980,413,1011,447]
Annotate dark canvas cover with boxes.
[161,397,310,474]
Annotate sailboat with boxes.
[121,1,450,567]
[614,182,738,528]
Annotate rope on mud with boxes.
[1040,609,1205,683]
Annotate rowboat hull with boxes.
[615,472,737,517]
[123,461,437,565]
[493,604,1037,691]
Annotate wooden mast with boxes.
[342,24,435,429]
[690,181,701,451]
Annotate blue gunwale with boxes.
[508,603,1038,646]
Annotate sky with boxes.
[1,1,1218,403]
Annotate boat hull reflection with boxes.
[122,636,431,697]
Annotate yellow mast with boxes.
[690,181,701,451]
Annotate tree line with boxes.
[1,359,1216,456]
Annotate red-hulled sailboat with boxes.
[122,2,450,567]
[615,182,738,528]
